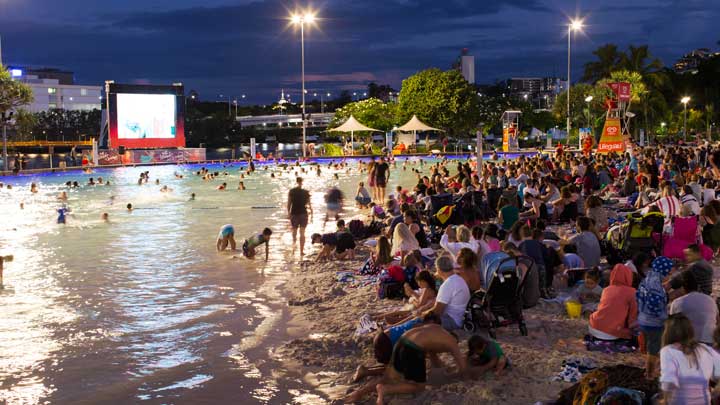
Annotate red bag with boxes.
[387,265,405,283]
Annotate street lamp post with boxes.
[681,96,690,142]
[291,12,316,158]
[567,18,583,149]
[584,95,593,128]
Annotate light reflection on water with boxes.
[0,158,443,404]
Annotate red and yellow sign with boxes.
[608,82,631,102]
[596,117,624,154]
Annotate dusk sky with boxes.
[2,0,718,103]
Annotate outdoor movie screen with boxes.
[116,93,177,139]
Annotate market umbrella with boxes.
[328,115,382,156]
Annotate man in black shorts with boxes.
[374,156,390,203]
[287,177,312,256]
[342,323,466,403]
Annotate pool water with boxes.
[0,156,479,404]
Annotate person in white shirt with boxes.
[702,180,716,207]
[680,185,701,216]
[660,313,720,405]
[646,185,681,228]
[439,225,478,261]
[422,254,470,331]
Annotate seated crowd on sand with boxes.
[309,144,720,404]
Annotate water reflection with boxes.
[0,158,438,403]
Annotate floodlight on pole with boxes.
[567,17,584,149]
[289,10,318,158]
[681,96,690,142]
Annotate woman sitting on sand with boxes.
[360,236,393,276]
[392,223,420,257]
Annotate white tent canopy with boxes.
[397,115,442,132]
[328,115,381,155]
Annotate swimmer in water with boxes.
[160,185,173,193]
[238,182,245,190]
[126,203,133,211]
[88,178,95,186]
[19,202,24,210]
[97,177,104,184]
[58,191,68,201]
[189,193,196,201]
[101,212,109,222]
[242,228,273,260]
[155,179,160,185]
[30,183,38,193]
[216,224,237,251]
[57,207,69,224]
[217,183,227,191]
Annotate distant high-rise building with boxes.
[452,48,475,84]
[506,77,566,110]
[674,48,719,74]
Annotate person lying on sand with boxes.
[342,323,466,404]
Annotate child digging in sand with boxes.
[466,335,510,378]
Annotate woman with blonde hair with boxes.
[439,225,478,260]
[392,223,420,257]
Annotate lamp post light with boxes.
[290,11,317,158]
[681,96,690,142]
[584,95,593,128]
[567,18,583,148]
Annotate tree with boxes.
[619,45,663,77]
[397,68,479,136]
[0,66,33,115]
[367,83,396,102]
[582,44,624,83]
[330,98,396,143]
[14,109,37,141]
[552,83,599,130]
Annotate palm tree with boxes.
[582,44,624,83]
[620,45,664,76]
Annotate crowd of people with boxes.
[297,144,720,404]
[5,141,720,403]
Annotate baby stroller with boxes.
[463,252,535,338]
[616,211,664,260]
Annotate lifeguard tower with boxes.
[501,110,521,152]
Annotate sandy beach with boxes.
[276,245,697,404]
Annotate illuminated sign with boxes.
[10,69,22,77]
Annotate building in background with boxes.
[8,66,101,112]
[506,77,567,110]
[673,48,719,74]
[452,48,475,84]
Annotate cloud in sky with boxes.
[1,0,718,102]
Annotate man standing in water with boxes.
[374,156,390,203]
[288,177,312,256]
